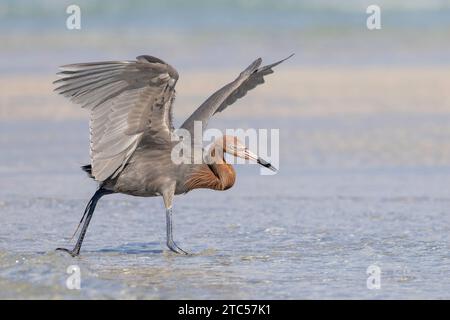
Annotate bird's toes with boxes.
[56,247,79,257]
[176,248,189,255]
[167,242,190,255]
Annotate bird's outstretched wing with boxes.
[180,54,293,136]
[54,55,179,182]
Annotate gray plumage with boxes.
[54,54,292,256]
[181,54,293,137]
[55,55,178,181]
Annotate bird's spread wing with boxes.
[54,55,179,182]
[180,54,293,136]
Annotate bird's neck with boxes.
[207,143,236,190]
[208,161,236,191]
[185,147,236,191]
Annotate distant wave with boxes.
[1,0,450,18]
[1,0,449,72]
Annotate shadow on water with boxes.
[96,242,164,255]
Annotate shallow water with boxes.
[1,120,450,299]
[1,0,450,300]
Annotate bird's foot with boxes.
[167,240,189,255]
[56,247,79,257]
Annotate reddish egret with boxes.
[54,54,291,256]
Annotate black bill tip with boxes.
[257,158,277,172]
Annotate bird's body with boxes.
[103,141,185,197]
[54,54,291,256]
[90,140,236,197]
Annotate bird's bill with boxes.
[257,157,278,172]
[240,148,278,172]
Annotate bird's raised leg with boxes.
[56,188,111,257]
[163,187,188,255]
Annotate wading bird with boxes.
[54,54,292,256]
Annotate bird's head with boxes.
[209,135,277,172]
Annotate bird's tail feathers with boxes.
[81,164,94,179]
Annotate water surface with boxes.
[1,120,449,299]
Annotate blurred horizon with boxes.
[1,0,450,74]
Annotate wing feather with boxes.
[54,55,179,181]
[180,54,292,135]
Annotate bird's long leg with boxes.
[56,188,112,257]
[162,186,188,255]
[166,207,188,255]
